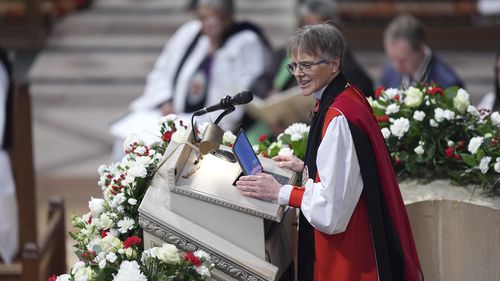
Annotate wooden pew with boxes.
[0,82,66,281]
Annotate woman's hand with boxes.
[272,155,304,173]
[235,173,282,202]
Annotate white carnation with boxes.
[284,123,309,136]
[381,128,391,139]
[414,145,425,155]
[434,108,455,122]
[447,140,454,147]
[223,131,236,145]
[390,118,410,139]
[89,197,105,217]
[111,193,126,208]
[128,164,147,178]
[453,88,470,113]
[56,274,71,281]
[194,250,211,262]
[291,133,302,141]
[404,87,424,107]
[491,111,500,126]
[468,136,484,154]
[385,103,400,115]
[128,198,137,206]
[467,105,481,117]
[106,252,118,263]
[113,261,147,281]
[479,156,492,174]
[430,119,438,127]
[384,88,401,99]
[196,265,211,277]
[117,217,135,234]
[494,158,500,173]
[413,110,426,121]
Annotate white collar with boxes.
[314,85,328,100]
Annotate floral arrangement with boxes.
[371,84,500,195]
[254,123,309,159]
[49,115,214,281]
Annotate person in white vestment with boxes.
[0,47,18,264]
[110,0,270,160]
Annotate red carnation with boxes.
[123,236,142,248]
[375,86,384,98]
[376,115,389,123]
[48,274,57,281]
[445,148,455,158]
[258,134,267,142]
[394,95,400,101]
[162,131,173,142]
[427,86,444,95]
[101,230,108,238]
[184,252,202,267]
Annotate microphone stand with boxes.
[190,103,235,144]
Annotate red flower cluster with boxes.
[184,252,201,267]
[444,148,461,160]
[123,236,142,249]
[258,134,268,142]
[427,86,444,95]
[375,86,384,98]
[376,115,389,123]
[82,250,97,262]
[162,131,174,142]
[48,274,57,281]
[101,230,108,238]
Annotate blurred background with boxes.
[1,0,499,272]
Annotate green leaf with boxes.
[460,153,477,167]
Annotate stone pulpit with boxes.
[138,134,298,281]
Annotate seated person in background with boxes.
[380,14,464,89]
[251,0,374,99]
[477,51,500,112]
[112,0,271,157]
[0,47,18,264]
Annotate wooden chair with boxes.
[0,82,66,281]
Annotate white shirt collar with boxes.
[314,85,328,100]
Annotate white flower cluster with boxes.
[283,123,310,141]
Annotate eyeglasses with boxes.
[286,59,329,74]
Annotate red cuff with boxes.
[289,186,305,208]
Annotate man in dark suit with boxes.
[380,14,464,89]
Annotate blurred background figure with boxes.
[251,0,374,99]
[0,47,18,264]
[477,52,500,112]
[110,0,271,159]
[380,14,464,89]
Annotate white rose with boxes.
[278,147,294,156]
[128,164,147,179]
[171,126,187,143]
[99,213,114,230]
[467,136,484,154]
[447,140,454,147]
[413,110,426,121]
[385,103,400,115]
[157,244,181,264]
[128,198,137,205]
[100,234,123,253]
[414,145,424,155]
[73,266,93,281]
[453,88,470,113]
[491,111,500,126]
[389,118,410,139]
[99,259,107,269]
[494,158,500,173]
[404,87,424,107]
[117,217,135,234]
[479,156,491,174]
[381,128,391,139]
[89,197,105,217]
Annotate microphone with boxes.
[195,91,253,115]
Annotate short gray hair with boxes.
[298,0,338,21]
[198,0,234,14]
[287,23,345,66]
[384,14,426,50]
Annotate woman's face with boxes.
[197,7,231,42]
[290,51,339,96]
